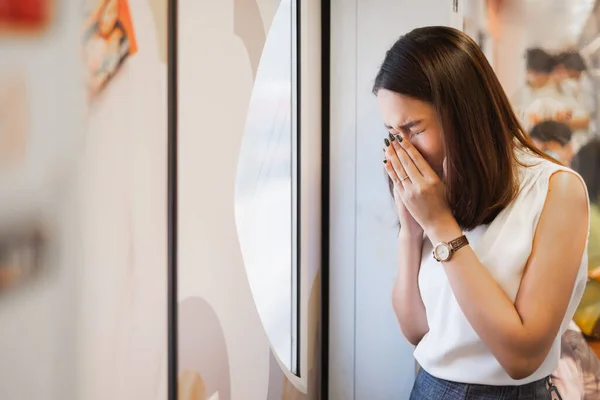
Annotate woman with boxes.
[529,120,574,166]
[510,48,571,132]
[376,26,589,399]
[552,50,593,152]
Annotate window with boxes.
[234,0,299,373]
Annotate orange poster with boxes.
[82,0,138,99]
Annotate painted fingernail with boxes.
[384,138,390,147]
[383,159,387,164]
[388,133,395,142]
[397,135,403,143]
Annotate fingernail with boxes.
[397,135,403,143]
[383,159,387,164]
[384,138,390,147]
[388,133,395,142]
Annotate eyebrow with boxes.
[384,120,422,130]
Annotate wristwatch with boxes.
[432,235,469,262]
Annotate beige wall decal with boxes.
[178,370,207,400]
[178,297,231,400]
[255,0,280,35]
[234,0,267,79]
[267,350,285,400]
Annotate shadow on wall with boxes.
[178,297,231,400]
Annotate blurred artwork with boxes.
[0,70,50,292]
[523,97,573,128]
[82,0,138,99]
[0,222,47,293]
[553,330,600,400]
[0,71,28,173]
[0,0,53,35]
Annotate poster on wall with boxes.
[82,0,138,99]
[0,0,53,35]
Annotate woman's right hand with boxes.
[392,181,424,238]
[384,134,423,237]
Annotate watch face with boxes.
[434,243,451,261]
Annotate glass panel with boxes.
[233,0,299,373]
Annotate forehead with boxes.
[376,89,434,127]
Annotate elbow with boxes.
[391,292,428,346]
[496,330,554,380]
[500,351,546,381]
[402,330,425,346]
[504,365,538,381]
[393,309,427,346]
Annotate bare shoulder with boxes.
[546,170,587,209]
[539,169,588,237]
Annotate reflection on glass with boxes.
[234,0,298,372]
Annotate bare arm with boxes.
[568,116,590,131]
[426,172,588,380]
[392,233,429,345]
[386,133,588,380]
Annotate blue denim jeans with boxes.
[410,369,561,399]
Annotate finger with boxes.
[383,143,404,187]
[383,155,403,189]
[384,137,410,187]
[396,135,437,179]
[388,135,422,182]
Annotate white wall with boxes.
[0,1,83,399]
[76,1,168,399]
[0,1,168,398]
[329,1,460,399]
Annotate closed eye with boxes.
[408,130,424,140]
[387,129,424,140]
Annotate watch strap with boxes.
[449,235,469,253]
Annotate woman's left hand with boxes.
[384,134,454,234]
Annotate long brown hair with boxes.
[373,26,553,231]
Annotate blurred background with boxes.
[4,0,600,399]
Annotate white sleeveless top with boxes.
[413,149,589,385]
